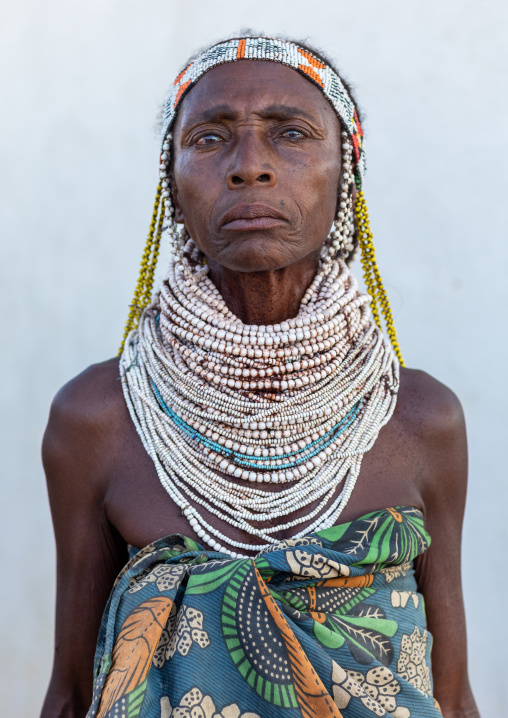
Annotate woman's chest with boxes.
[104,410,427,553]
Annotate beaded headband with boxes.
[119,37,404,366]
[161,37,366,186]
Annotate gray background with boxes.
[1,1,506,715]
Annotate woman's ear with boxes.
[171,178,184,223]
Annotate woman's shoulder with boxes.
[51,356,122,413]
[397,366,465,433]
[42,357,127,494]
[395,366,468,501]
[46,357,126,438]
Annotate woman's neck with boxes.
[206,250,321,326]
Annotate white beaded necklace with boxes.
[120,225,399,557]
[117,36,403,557]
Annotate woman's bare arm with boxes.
[40,363,127,718]
[411,373,479,717]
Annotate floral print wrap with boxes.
[87,507,442,717]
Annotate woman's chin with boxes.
[216,239,300,273]
[226,256,294,273]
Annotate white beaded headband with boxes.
[161,37,366,185]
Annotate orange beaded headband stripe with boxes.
[161,37,366,186]
[119,37,404,366]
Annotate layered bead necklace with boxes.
[120,243,399,557]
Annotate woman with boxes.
[41,36,479,718]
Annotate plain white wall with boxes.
[1,1,506,715]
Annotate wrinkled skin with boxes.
[172,61,344,324]
[40,62,479,717]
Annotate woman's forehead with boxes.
[174,60,336,128]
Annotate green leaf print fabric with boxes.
[87,507,442,718]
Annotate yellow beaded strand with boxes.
[141,193,165,309]
[355,190,405,366]
[118,184,165,354]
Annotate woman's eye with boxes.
[196,133,222,145]
[282,129,305,139]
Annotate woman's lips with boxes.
[220,204,288,231]
[222,216,287,231]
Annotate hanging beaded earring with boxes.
[322,131,405,366]
[118,134,194,354]
[328,133,357,262]
[161,135,209,283]
[303,133,405,365]
[160,136,189,268]
[302,134,356,304]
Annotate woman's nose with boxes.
[226,133,276,189]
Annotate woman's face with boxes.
[172,60,342,273]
